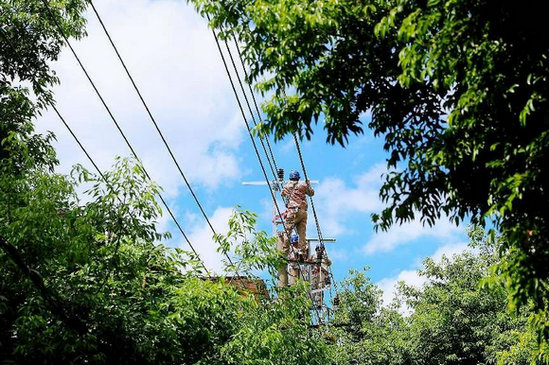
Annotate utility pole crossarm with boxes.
[242,180,319,185]
[306,238,336,243]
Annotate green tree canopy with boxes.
[328,227,540,364]
[1,1,329,363]
[190,0,549,356]
[400,229,533,364]
[3,0,549,362]
[0,153,329,363]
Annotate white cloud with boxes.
[35,0,246,194]
[313,162,386,236]
[377,269,427,308]
[363,217,461,255]
[327,247,349,261]
[430,241,470,262]
[180,206,234,275]
[376,241,471,308]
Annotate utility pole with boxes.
[242,169,334,285]
[243,170,336,324]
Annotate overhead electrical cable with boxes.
[221,39,278,181]
[207,17,324,324]
[221,33,314,300]
[226,30,339,300]
[1,21,212,278]
[221,36,308,286]
[85,0,244,279]
[293,135,325,247]
[206,22,288,255]
[229,35,329,259]
[36,0,213,276]
[52,103,212,281]
[293,134,339,295]
[215,25,335,323]
[233,40,279,174]
[228,32,339,303]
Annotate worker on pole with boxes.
[276,233,303,287]
[277,232,299,287]
[281,170,314,261]
[287,234,302,286]
[311,245,332,309]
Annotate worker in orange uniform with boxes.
[277,232,300,287]
[281,170,314,261]
[311,245,332,309]
[288,234,301,286]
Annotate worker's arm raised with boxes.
[306,180,315,196]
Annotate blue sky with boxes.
[36,0,469,303]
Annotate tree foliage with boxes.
[401,231,528,364]
[189,0,549,356]
[2,0,548,363]
[215,206,285,279]
[0,144,329,363]
[328,227,540,364]
[0,1,328,363]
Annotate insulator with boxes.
[277,168,284,180]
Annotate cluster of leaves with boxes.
[215,206,286,279]
[189,0,549,357]
[0,146,214,362]
[1,1,329,363]
[0,143,329,363]
[3,1,548,363]
[327,227,541,364]
[0,0,88,109]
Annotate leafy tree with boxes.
[1,152,225,362]
[1,150,329,363]
[4,1,546,363]
[215,206,285,279]
[220,283,328,365]
[189,0,549,357]
[1,0,87,169]
[1,1,330,363]
[213,207,329,364]
[328,268,411,365]
[399,228,539,364]
[328,227,540,364]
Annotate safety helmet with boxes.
[290,234,299,244]
[289,170,300,180]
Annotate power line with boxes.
[221,38,278,181]
[293,135,325,247]
[225,36,326,256]
[226,33,338,297]
[1,21,212,276]
[88,0,215,237]
[293,133,339,295]
[0,23,211,280]
[207,20,285,252]
[225,30,339,306]
[207,18,324,324]
[233,39,279,174]
[230,36,339,303]
[226,36,329,258]
[218,31,314,297]
[213,26,334,323]
[52,103,212,280]
[36,0,211,276]
[85,0,243,278]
